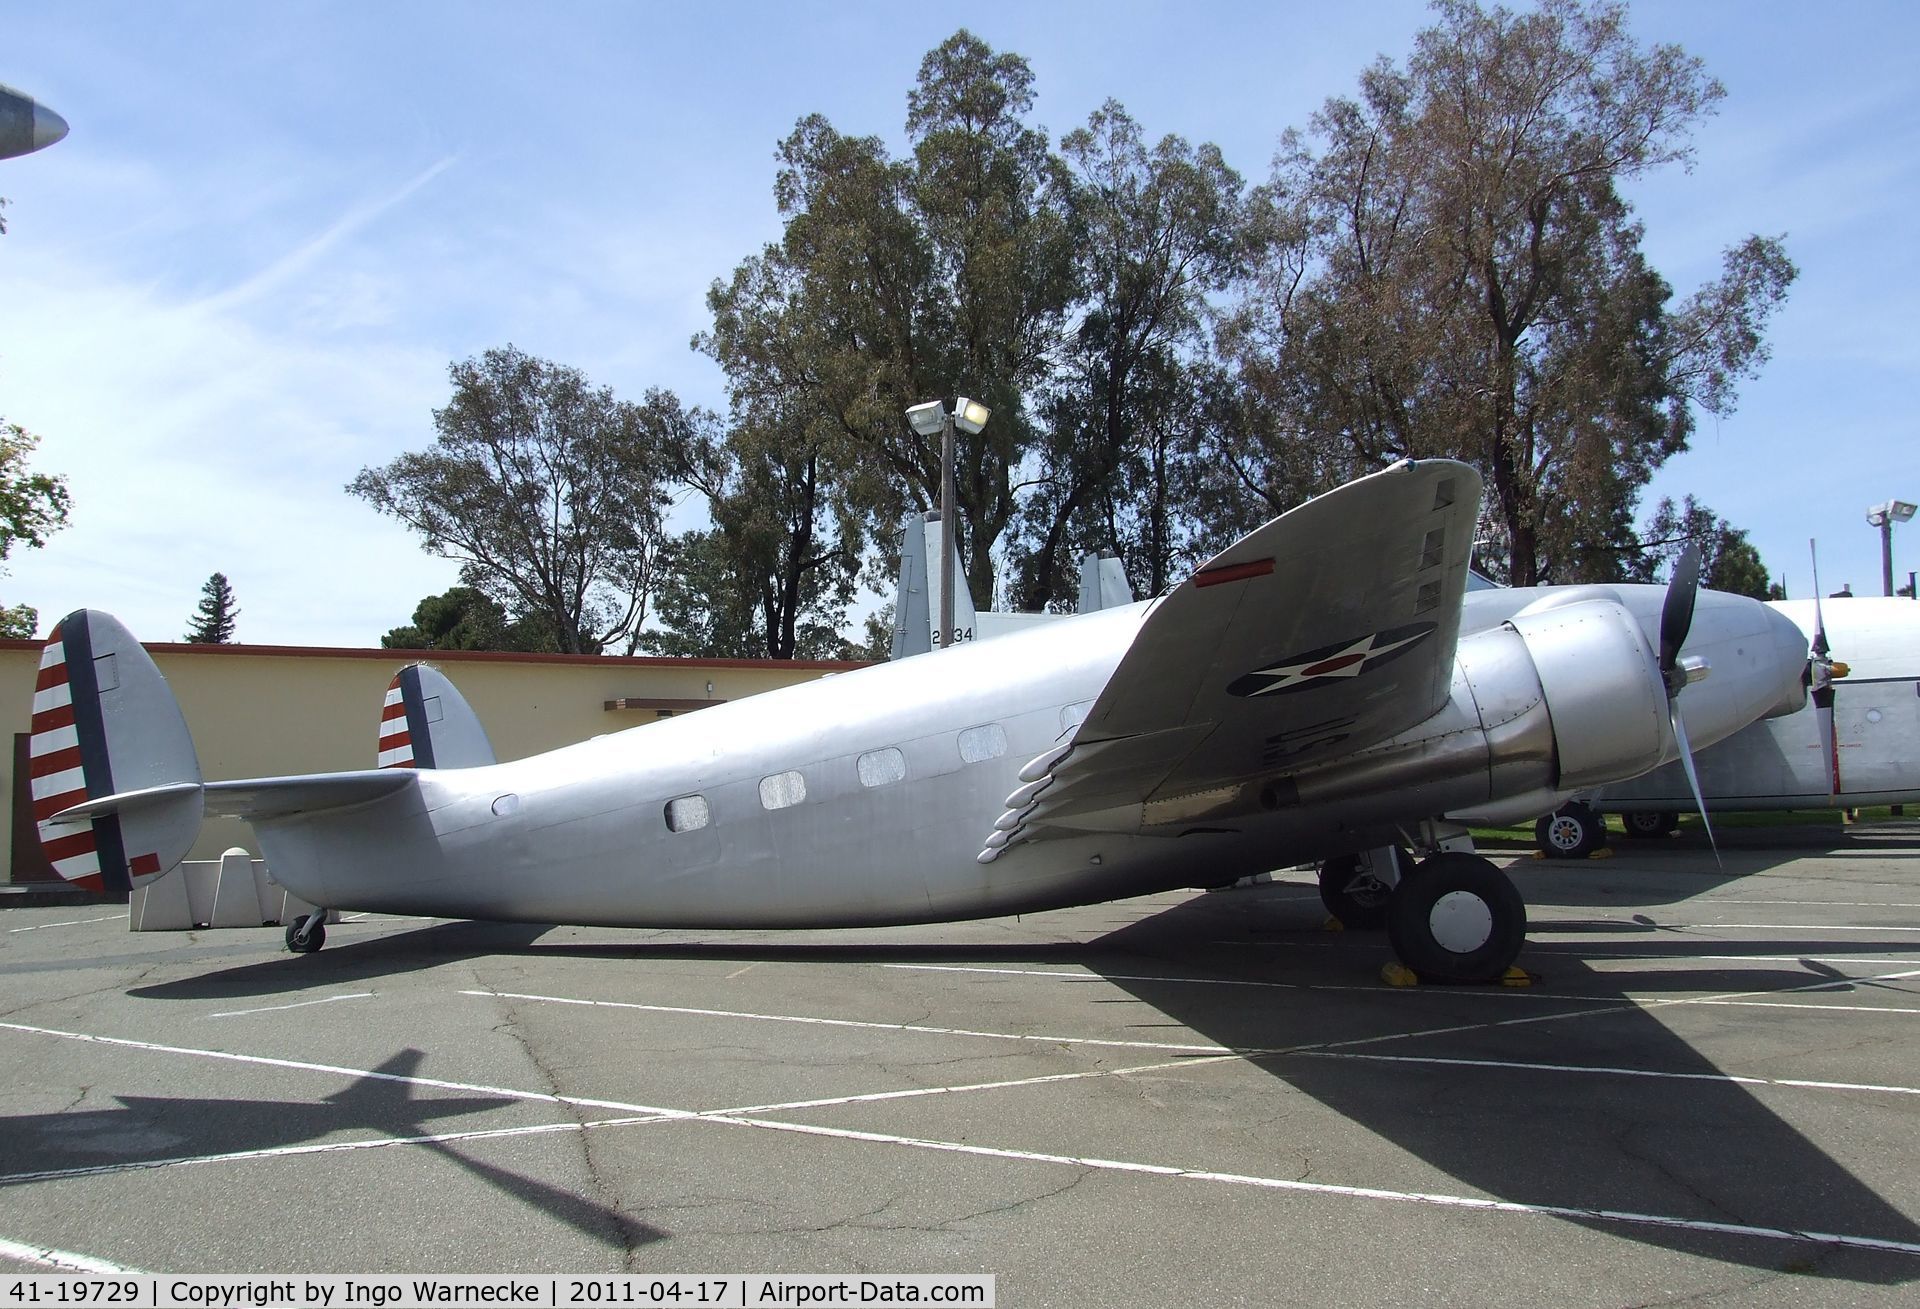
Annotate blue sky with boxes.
[2,1,1916,646]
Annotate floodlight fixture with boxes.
[953,397,992,435]
[1866,497,1918,596]
[906,400,946,438]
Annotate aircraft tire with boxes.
[1387,853,1526,984]
[1622,810,1679,839]
[1535,802,1605,859]
[285,914,325,954]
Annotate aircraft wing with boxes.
[984,459,1480,856]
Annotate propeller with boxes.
[1807,540,1847,800]
[1657,544,1719,865]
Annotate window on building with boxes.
[857,747,907,788]
[664,795,710,832]
[958,724,1007,764]
[759,770,807,810]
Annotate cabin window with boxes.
[958,724,1007,764]
[759,770,807,810]
[857,747,906,788]
[1060,700,1092,733]
[665,795,710,832]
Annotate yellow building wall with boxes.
[0,640,858,881]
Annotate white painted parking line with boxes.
[8,1019,1918,1260]
[694,1114,1920,1258]
[1689,999,1920,1016]
[0,1116,667,1188]
[885,961,1538,998]
[208,993,374,1019]
[1705,923,1920,933]
[1708,899,1920,910]
[1283,1050,1920,1099]
[462,989,1235,1054]
[0,1021,680,1117]
[0,1234,143,1273]
[897,958,1920,1014]
[7,915,126,934]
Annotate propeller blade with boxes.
[1807,540,1841,797]
[1813,687,1841,800]
[1809,539,1830,659]
[1659,544,1701,677]
[1669,703,1721,870]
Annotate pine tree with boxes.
[185,572,239,643]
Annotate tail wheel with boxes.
[1622,810,1679,839]
[1318,849,1406,929]
[285,914,325,954]
[1535,802,1604,859]
[1386,852,1526,984]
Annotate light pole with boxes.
[905,397,991,648]
[1865,499,1917,597]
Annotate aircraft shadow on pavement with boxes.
[128,922,558,1001]
[1086,886,1919,1284]
[119,888,1919,1279]
[0,1048,665,1254]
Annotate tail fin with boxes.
[31,610,204,894]
[377,663,495,769]
[890,511,979,658]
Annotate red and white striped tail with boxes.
[378,674,416,769]
[373,664,492,770]
[27,610,204,894]
[30,623,106,889]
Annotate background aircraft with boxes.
[1532,596,1920,856]
[0,83,68,160]
[29,460,1808,984]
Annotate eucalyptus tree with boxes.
[1226,0,1795,585]
[349,346,680,655]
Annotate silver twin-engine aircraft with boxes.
[29,460,1810,984]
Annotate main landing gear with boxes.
[1535,801,1607,859]
[285,913,327,954]
[1621,809,1680,840]
[1317,844,1527,984]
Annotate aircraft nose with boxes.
[33,103,68,151]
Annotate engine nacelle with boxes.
[1499,598,1671,790]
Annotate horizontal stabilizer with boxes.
[204,770,418,821]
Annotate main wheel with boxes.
[1535,802,1604,859]
[284,914,325,954]
[1622,810,1679,839]
[1318,849,1405,929]
[1386,852,1526,984]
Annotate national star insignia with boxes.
[1229,623,1437,697]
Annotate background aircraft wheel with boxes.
[1622,810,1679,839]
[1318,850,1404,929]
[1535,802,1604,859]
[284,915,325,954]
[1386,852,1526,984]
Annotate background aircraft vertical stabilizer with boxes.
[890,511,977,658]
[1077,551,1135,613]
